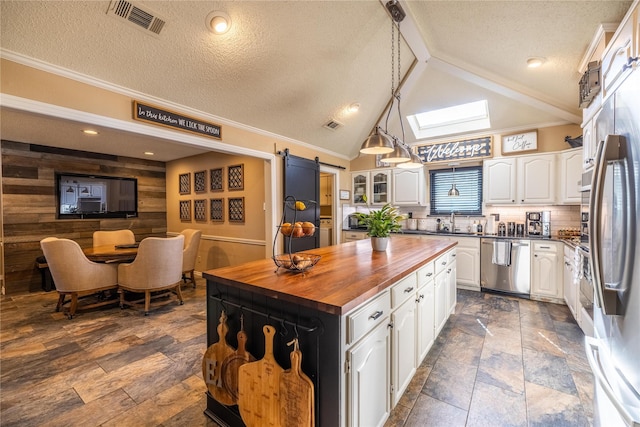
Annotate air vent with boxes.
[323,119,343,131]
[106,0,166,36]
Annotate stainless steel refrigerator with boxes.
[585,68,640,426]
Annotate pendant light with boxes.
[397,149,424,169]
[448,166,460,197]
[359,0,410,163]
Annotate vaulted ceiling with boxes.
[0,1,632,161]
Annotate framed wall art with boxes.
[194,199,206,222]
[179,200,191,221]
[340,190,350,200]
[194,170,206,193]
[501,130,537,154]
[228,164,244,191]
[210,198,224,222]
[179,173,191,195]
[228,197,245,223]
[210,167,224,192]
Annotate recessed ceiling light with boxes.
[526,57,545,68]
[206,11,231,35]
[144,152,155,156]
[347,103,361,113]
[82,129,99,135]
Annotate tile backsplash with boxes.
[395,205,580,236]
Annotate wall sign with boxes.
[133,101,221,139]
[416,136,492,164]
[501,130,537,154]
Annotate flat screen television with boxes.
[56,172,138,219]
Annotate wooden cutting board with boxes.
[238,324,283,427]
[201,311,236,406]
[221,315,256,404]
[279,338,314,427]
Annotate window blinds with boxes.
[429,166,483,215]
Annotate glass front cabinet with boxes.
[351,170,391,205]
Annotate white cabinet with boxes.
[447,258,457,316]
[531,241,564,301]
[563,245,579,321]
[517,153,556,204]
[391,297,416,405]
[484,153,556,205]
[484,158,517,204]
[351,170,391,205]
[416,262,435,364]
[557,148,582,204]
[454,237,480,290]
[346,319,391,427]
[601,6,637,100]
[392,168,426,206]
[582,118,595,170]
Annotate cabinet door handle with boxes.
[539,246,551,249]
[447,268,451,273]
[441,261,447,265]
[416,294,424,303]
[425,272,433,277]
[369,310,383,320]
[452,254,456,257]
[404,287,414,293]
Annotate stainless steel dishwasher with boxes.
[480,238,531,297]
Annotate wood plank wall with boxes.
[1,140,167,295]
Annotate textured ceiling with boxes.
[0,0,633,161]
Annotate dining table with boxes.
[83,244,138,263]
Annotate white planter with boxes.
[371,237,389,251]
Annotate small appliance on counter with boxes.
[541,211,551,237]
[526,211,542,236]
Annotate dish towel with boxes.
[492,240,512,266]
[574,247,583,285]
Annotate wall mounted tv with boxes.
[56,173,138,219]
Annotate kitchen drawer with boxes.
[346,291,391,345]
[391,273,418,309]
[417,261,435,286]
[343,231,368,241]
[448,249,457,264]
[435,253,449,275]
[533,242,558,253]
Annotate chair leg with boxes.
[120,289,126,309]
[175,283,184,305]
[144,291,150,316]
[68,293,79,319]
[190,270,196,288]
[56,293,65,312]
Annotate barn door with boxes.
[283,150,320,252]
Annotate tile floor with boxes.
[0,282,593,427]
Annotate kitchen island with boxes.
[203,236,457,427]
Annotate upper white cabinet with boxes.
[582,118,595,170]
[351,170,391,205]
[392,168,427,206]
[517,153,556,204]
[557,148,582,204]
[601,6,637,100]
[484,153,556,205]
[483,158,517,204]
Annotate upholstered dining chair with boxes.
[180,229,202,287]
[93,229,136,248]
[40,237,119,319]
[117,235,184,315]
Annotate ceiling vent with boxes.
[106,0,166,36]
[323,119,343,131]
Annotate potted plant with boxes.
[354,203,406,251]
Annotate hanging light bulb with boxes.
[448,166,460,196]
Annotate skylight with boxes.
[408,100,491,139]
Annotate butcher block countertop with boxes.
[203,236,456,316]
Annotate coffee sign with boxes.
[501,130,537,154]
[416,136,492,164]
